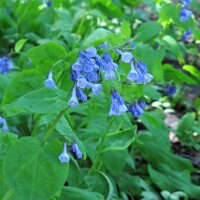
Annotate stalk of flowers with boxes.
[0,56,13,74]
[180,0,192,22]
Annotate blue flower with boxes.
[105,69,116,80]
[130,41,136,48]
[2,119,8,132]
[77,77,90,89]
[98,41,108,49]
[68,87,79,107]
[136,61,147,74]
[127,62,138,81]
[166,84,176,96]
[76,88,87,102]
[101,52,118,72]
[46,0,52,7]
[0,57,13,74]
[0,117,3,124]
[115,49,133,63]
[92,84,102,95]
[71,143,82,159]
[26,60,31,65]
[86,72,98,82]
[139,100,147,109]
[72,62,83,71]
[181,0,190,7]
[86,47,97,58]
[180,8,192,22]
[44,71,57,88]
[109,91,128,116]
[59,143,70,163]
[181,29,192,41]
[128,102,145,118]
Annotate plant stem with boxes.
[88,117,116,175]
[2,190,13,200]
[31,114,41,137]
[41,108,68,145]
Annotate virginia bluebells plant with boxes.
[182,29,192,41]
[71,142,82,159]
[180,8,192,22]
[181,0,190,7]
[166,84,177,96]
[109,90,128,116]
[128,100,147,118]
[44,71,57,88]
[59,143,70,163]
[0,56,13,74]
[115,49,133,63]
[0,117,8,132]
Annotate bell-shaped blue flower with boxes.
[2,118,8,132]
[109,91,127,116]
[180,8,192,22]
[0,57,13,74]
[127,62,138,81]
[59,143,70,163]
[115,49,133,63]
[71,143,82,159]
[68,87,79,107]
[105,69,116,80]
[181,0,190,7]
[92,84,102,95]
[76,88,87,102]
[86,47,97,58]
[128,102,145,118]
[86,72,98,82]
[166,84,176,96]
[98,41,108,49]
[77,77,89,89]
[44,71,57,88]
[182,30,192,41]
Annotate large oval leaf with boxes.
[3,137,69,200]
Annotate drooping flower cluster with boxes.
[59,142,82,163]
[181,29,193,42]
[0,56,13,74]
[128,100,147,118]
[180,0,192,22]
[166,84,176,96]
[0,117,8,132]
[109,90,128,116]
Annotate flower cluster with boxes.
[44,41,153,118]
[181,29,192,41]
[180,0,192,22]
[128,100,147,118]
[166,84,177,96]
[59,142,82,163]
[0,56,13,74]
[0,117,8,132]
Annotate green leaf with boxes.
[3,88,68,117]
[102,126,136,152]
[58,186,104,200]
[143,86,161,100]
[148,164,200,199]
[163,64,197,84]
[14,39,28,52]
[27,42,67,74]
[3,137,69,200]
[183,64,200,80]
[2,69,44,105]
[137,22,161,42]
[0,133,18,199]
[102,149,128,175]
[83,28,112,47]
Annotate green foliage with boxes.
[0,0,199,199]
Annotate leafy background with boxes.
[0,0,200,200]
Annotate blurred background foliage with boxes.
[0,0,200,200]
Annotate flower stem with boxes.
[31,113,41,137]
[41,108,68,145]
